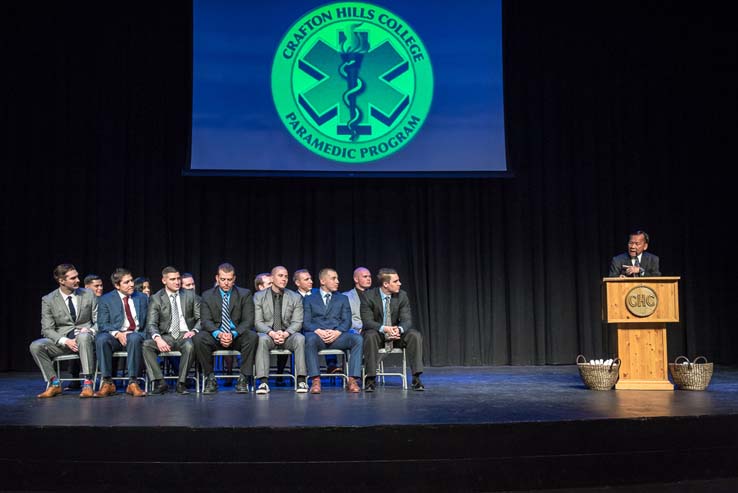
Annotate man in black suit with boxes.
[144,266,201,395]
[193,263,257,394]
[360,268,425,391]
[608,230,661,277]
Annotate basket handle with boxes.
[693,356,708,364]
[609,358,621,371]
[576,354,587,364]
[674,355,690,365]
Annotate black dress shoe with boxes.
[176,382,190,395]
[65,381,82,391]
[203,376,218,394]
[150,381,169,395]
[412,378,425,391]
[235,375,250,393]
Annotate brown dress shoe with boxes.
[347,377,361,393]
[79,386,94,398]
[309,378,321,394]
[93,381,117,398]
[126,382,147,397]
[37,385,63,398]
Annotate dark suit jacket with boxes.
[302,290,351,333]
[146,288,201,339]
[608,252,661,277]
[98,290,148,333]
[360,287,413,332]
[200,286,254,335]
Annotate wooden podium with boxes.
[602,276,680,390]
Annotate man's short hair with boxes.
[376,268,398,286]
[181,272,194,280]
[293,269,310,282]
[318,268,336,280]
[53,264,76,282]
[271,265,287,276]
[111,268,132,286]
[161,266,179,277]
[217,263,235,274]
[83,274,101,285]
[630,230,650,244]
[254,272,270,290]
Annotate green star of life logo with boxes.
[272,2,433,164]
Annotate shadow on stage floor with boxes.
[2,365,738,492]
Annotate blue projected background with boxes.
[190,0,506,175]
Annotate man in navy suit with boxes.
[608,230,661,277]
[303,268,362,393]
[94,267,149,397]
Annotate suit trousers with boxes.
[95,331,145,379]
[255,332,306,379]
[193,330,258,377]
[362,328,424,377]
[29,333,95,381]
[305,331,363,378]
[142,335,195,383]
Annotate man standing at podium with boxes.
[608,230,661,277]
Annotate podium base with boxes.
[615,379,674,391]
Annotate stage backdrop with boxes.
[3,1,736,371]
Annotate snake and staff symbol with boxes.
[339,23,370,141]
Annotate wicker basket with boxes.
[576,355,620,390]
[669,356,713,391]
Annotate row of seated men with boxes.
[30,263,425,398]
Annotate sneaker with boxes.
[256,382,270,395]
[235,375,250,393]
[203,375,218,394]
[296,381,308,393]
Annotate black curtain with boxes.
[3,1,736,371]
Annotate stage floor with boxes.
[2,365,738,428]
[2,365,738,492]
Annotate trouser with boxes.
[193,330,258,376]
[95,331,145,379]
[255,332,306,379]
[29,333,95,381]
[362,328,424,377]
[142,335,195,383]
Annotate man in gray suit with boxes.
[254,266,308,394]
[143,266,201,395]
[343,267,372,333]
[30,264,98,398]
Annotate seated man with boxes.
[193,263,257,394]
[360,268,425,391]
[254,266,308,394]
[143,266,201,395]
[30,264,98,398]
[94,268,149,397]
[303,268,362,394]
[63,273,104,390]
[343,266,372,333]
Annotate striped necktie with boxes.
[221,292,232,333]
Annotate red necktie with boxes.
[123,296,137,331]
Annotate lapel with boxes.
[54,290,74,324]
[160,291,172,322]
[264,290,275,319]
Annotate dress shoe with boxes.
[126,382,147,397]
[347,377,361,393]
[176,382,190,395]
[37,385,62,398]
[79,385,94,398]
[203,375,218,394]
[309,378,321,394]
[65,381,82,391]
[150,380,169,395]
[93,381,117,398]
[412,376,425,391]
[235,375,250,393]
